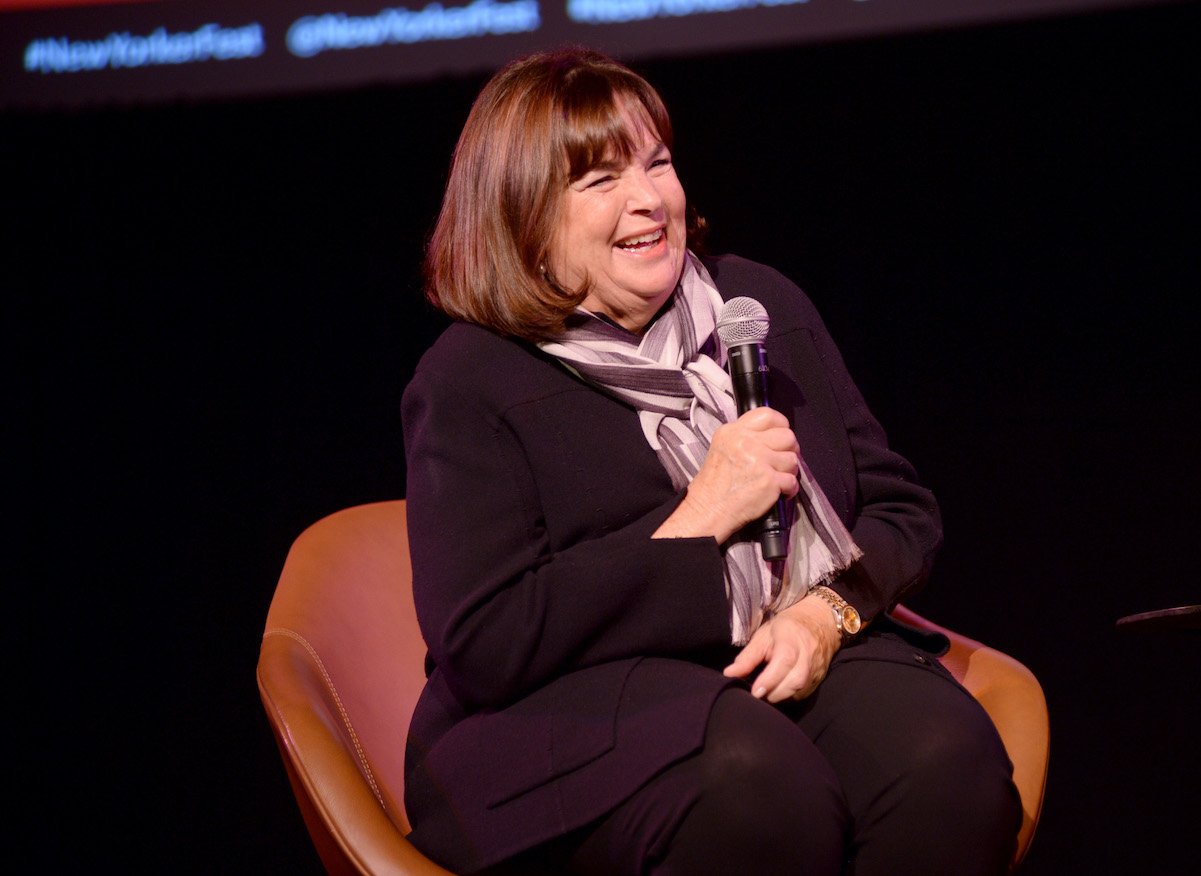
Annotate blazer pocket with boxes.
[421,659,637,810]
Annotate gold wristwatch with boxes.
[810,585,863,639]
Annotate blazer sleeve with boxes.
[402,358,734,711]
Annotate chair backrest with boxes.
[891,604,1050,868]
[257,499,452,875]
[258,501,1048,873]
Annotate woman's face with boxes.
[546,109,687,333]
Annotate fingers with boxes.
[712,417,799,484]
[677,410,802,542]
[723,630,769,680]
[751,642,813,703]
[737,406,791,431]
[752,445,799,503]
[768,450,801,498]
[723,624,813,702]
[723,608,837,703]
[736,408,800,452]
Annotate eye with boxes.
[586,174,616,189]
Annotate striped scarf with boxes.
[539,253,861,644]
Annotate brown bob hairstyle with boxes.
[424,47,705,342]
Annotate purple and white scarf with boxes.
[539,252,861,644]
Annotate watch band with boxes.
[810,585,863,639]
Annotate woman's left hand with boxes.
[722,594,842,703]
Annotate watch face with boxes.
[842,607,862,636]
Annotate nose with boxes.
[625,167,664,214]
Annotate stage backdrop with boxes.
[2,0,1174,108]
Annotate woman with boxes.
[401,48,1019,875]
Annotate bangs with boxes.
[557,70,672,182]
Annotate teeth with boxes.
[618,230,663,249]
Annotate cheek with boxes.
[667,182,687,234]
[547,217,597,284]
[545,229,567,276]
[671,204,688,247]
[548,200,584,272]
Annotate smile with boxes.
[616,229,664,252]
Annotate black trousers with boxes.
[483,631,1021,876]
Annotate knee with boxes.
[703,690,849,827]
[699,730,847,830]
[662,693,850,874]
[898,715,1019,821]
[669,752,849,875]
[873,713,1021,873]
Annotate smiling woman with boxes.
[548,113,687,333]
[401,47,1021,875]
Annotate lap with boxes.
[782,630,1020,873]
[483,632,1017,875]
[662,632,1016,873]
[783,629,1006,775]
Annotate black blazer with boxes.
[400,254,942,872]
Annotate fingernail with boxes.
[753,686,766,699]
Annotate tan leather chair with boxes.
[258,500,449,876]
[258,500,1049,874]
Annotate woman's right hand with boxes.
[653,407,800,543]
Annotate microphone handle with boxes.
[727,343,788,560]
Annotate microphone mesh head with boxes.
[716,297,770,346]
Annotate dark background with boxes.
[16,1,1199,871]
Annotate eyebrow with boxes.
[585,142,668,176]
[587,158,625,174]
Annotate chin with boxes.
[630,273,680,303]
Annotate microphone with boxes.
[716,297,788,560]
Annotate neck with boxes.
[586,287,678,335]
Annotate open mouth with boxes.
[616,229,664,253]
